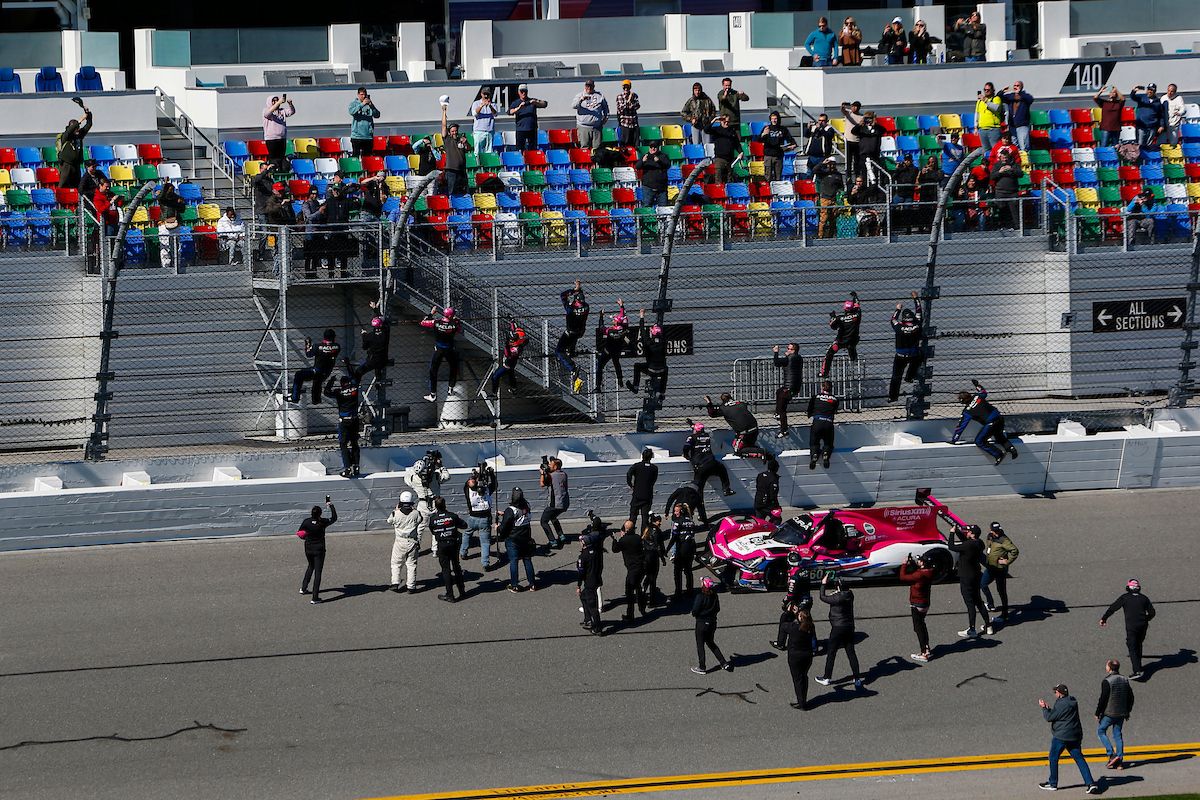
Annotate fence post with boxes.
[442,254,452,309]
[541,318,551,388]
[1169,227,1200,407]
[279,229,290,397]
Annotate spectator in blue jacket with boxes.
[804,17,840,66]
[999,81,1035,152]
[348,87,381,157]
[1038,684,1100,793]
[940,131,965,186]
[1129,84,1166,147]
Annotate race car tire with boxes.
[765,559,789,591]
[922,547,955,582]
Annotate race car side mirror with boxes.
[914,487,932,505]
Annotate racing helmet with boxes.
[371,316,384,328]
[843,300,856,310]
[1126,578,1141,592]
[398,490,415,506]
[442,307,456,318]
[786,551,802,567]
[692,422,705,433]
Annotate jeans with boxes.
[1047,737,1095,788]
[1098,716,1125,762]
[763,155,783,182]
[1013,125,1031,152]
[445,170,467,196]
[506,538,536,588]
[1137,127,1160,148]
[965,55,983,63]
[1099,129,1120,148]
[540,505,567,544]
[643,187,668,208]
[462,514,492,566]
[474,132,494,154]
[979,128,1001,152]
[981,565,1009,618]
[688,124,709,145]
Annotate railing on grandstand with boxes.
[246,221,387,282]
[153,87,240,211]
[0,199,96,259]
[1041,177,1200,251]
[732,355,865,414]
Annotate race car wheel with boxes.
[765,559,789,592]
[923,547,954,582]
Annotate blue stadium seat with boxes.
[496,193,521,212]
[770,200,797,235]
[88,145,116,167]
[1140,149,1163,167]
[546,149,570,169]
[546,169,570,190]
[794,200,818,235]
[450,195,475,213]
[0,68,22,94]
[448,213,474,248]
[563,208,589,240]
[1182,143,1200,161]
[569,168,592,190]
[35,66,63,93]
[291,159,316,179]
[384,155,410,174]
[749,121,768,137]
[382,196,401,216]
[1094,147,1119,168]
[75,66,103,91]
[1141,164,1165,184]
[1073,168,1098,187]
[1,212,30,246]
[501,151,525,170]
[726,183,751,203]
[30,188,56,210]
[543,191,568,211]
[28,212,52,245]
[1048,130,1073,149]
[897,136,920,159]
[16,147,43,168]
[177,183,204,205]
[667,165,682,186]
[961,113,976,130]
[682,143,706,163]
[610,207,636,241]
[124,228,147,264]
[918,114,940,133]
[1048,109,1072,129]
[311,178,329,198]
[222,140,250,167]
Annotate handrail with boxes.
[153,86,239,210]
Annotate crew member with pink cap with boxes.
[419,305,462,402]
[683,421,734,498]
[1100,578,1156,679]
[627,308,669,399]
[350,300,390,382]
[821,291,862,377]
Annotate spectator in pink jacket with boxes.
[263,94,296,170]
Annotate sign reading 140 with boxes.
[1061,61,1117,93]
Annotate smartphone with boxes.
[325,495,331,503]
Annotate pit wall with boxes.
[2,411,1197,550]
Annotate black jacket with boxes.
[640,151,671,191]
[807,391,839,421]
[612,530,645,571]
[773,351,803,393]
[692,590,721,621]
[298,505,337,550]
[577,541,604,588]
[626,461,658,501]
[429,510,466,549]
[947,533,984,580]
[820,585,855,629]
[779,617,814,653]
[755,470,779,511]
[707,398,757,434]
[1102,590,1156,630]
[683,431,716,465]
[710,125,742,161]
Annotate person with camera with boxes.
[814,573,864,691]
[777,601,817,709]
[555,280,590,394]
[807,381,839,470]
[405,450,450,552]
[981,521,1019,626]
[948,524,991,638]
[323,373,362,478]
[429,495,468,603]
[387,491,425,593]
[508,84,549,153]
[57,97,93,189]
[539,456,570,550]
[470,87,498,154]
[612,520,647,621]
[641,515,669,606]
[289,329,340,405]
[263,94,295,171]
[462,464,497,570]
[899,552,936,662]
[440,103,470,196]
[626,448,658,532]
[297,497,337,604]
[759,110,797,183]
[683,421,734,499]
[577,517,606,634]
[348,87,381,157]
[497,487,538,593]
[419,305,461,402]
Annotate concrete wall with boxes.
[1038,0,1200,60]
[0,90,159,145]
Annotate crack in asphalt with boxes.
[0,721,247,752]
[955,672,1008,688]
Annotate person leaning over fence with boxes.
[952,379,1019,465]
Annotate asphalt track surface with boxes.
[2,488,1199,800]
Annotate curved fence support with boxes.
[1169,226,1200,408]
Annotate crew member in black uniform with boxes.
[755,459,780,518]
[821,291,862,377]
[665,481,709,526]
[683,422,735,497]
[577,517,606,635]
[705,392,770,462]
[419,305,462,401]
[555,280,590,393]
[814,573,865,691]
[952,379,1019,464]
[324,373,362,478]
[485,315,528,397]
[773,342,803,437]
[947,524,991,638]
[691,576,732,674]
[889,291,924,402]
[641,514,668,605]
[626,448,659,531]
[806,380,839,470]
[595,302,630,394]
[428,495,467,602]
[668,502,703,598]
[351,301,390,381]
[612,520,647,621]
[298,498,337,604]
[777,601,817,709]
[289,329,340,404]
[627,309,669,399]
[1101,579,1156,679]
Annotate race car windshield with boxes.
[774,520,813,546]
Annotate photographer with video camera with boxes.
[899,551,936,662]
[539,456,570,550]
[496,487,538,593]
[405,450,450,552]
[462,462,498,570]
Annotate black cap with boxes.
[990,521,1004,533]
[1053,683,1068,695]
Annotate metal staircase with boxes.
[153,87,242,213]
[392,229,598,423]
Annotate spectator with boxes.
[838,17,863,66]
[804,113,836,175]
[944,20,966,63]
[1038,684,1101,793]
[264,182,294,227]
[976,82,1003,151]
[215,207,245,265]
[981,521,1020,623]
[759,111,797,182]
[848,175,885,236]
[613,79,642,148]
[958,11,987,62]
[908,20,933,64]
[988,130,1019,166]
[57,100,93,189]
[469,87,497,154]
[508,84,548,153]
[1164,83,1185,144]
[1000,81,1035,152]
[1095,659,1134,770]
[1125,190,1158,245]
[840,101,864,182]
[626,448,659,532]
[1100,578,1156,679]
[892,154,919,232]
[539,457,570,550]
[1094,86,1126,148]
[899,552,935,662]
[956,173,988,231]
[681,82,716,145]
[850,110,883,182]
[572,79,609,154]
[804,17,839,67]
[709,114,743,184]
[1129,84,1166,147]
[990,149,1023,230]
[262,94,295,171]
[917,155,941,231]
[497,487,537,593]
[348,87,381,157]
[157,216,178,269]
[717,77,749,125]
[941,130,965,185]
[814,157,845,239]
[440,103,470,196]
[879,18,908,65]
[639,141,671,208]
[156,180,186,223]
[91,177,119,239]
[77,160,102,199]
[299,189,323,277]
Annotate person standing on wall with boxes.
[440,102,470,196]
[324,373,362,478]
[508,84,548,153]
[298,497,337,604]
[889,291,923,402]
[681,82,716,146]
[807,380,839,470]
[626,448,658,533]
[348,87,381,157]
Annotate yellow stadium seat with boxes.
[667,186,679,202]
[474,193,497,213]
[542,210,568,246]
[1019,150,1030,168]
[130,206,150,228]
[1187,182,1200,200]
[1161,144,1183,165]
[109,164,134,186]
[408,154,422,171]
[1091,107,1103,124]
[292,138,318,159]
[938,114,963,133]
[385,175,407,196]
[198,203,221,223]
[660,124,685,145]
[432,133,444,148]
[1074,187,1099,210]
[749,160,765,178]
[749,201,773,236]
[243,160,265,177]
[0,169,11,190]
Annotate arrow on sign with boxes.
[1169,305,1184,323]
[1096,308,1112,326]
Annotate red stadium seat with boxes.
[876,116,898,135]
[138,143,163,164]
[519,191,544,211]
[1051,149,1074,165]
[548,129,575,147]
[148,204,162,223]
[1071,127,1096,146]
[726,203,751,236]
[55,187,79,208]
[612,187,637,207]
[371,135,389,153]
[523,150,549,171]
[362,156,385,174]
[962,132,982,149]
[1120,107,1135,124]
[586,209,613,242]
[1186,163,1200,180]
[317,138,343,157]
[426,195,452,214]
[680,204,705,239]
[471,212,494,246]
[474,171,497,187]
[388,135,412,155]
[749,181,772,200]
[568,148,592,167]
[794,180,817,200]
[1119,184,1141,203]
[36,167,60,186]
[246,140,269,159]
[1052,167,1075,187]
[748,141,765,158]
[1069,108,1094,126]
[620,146,639,166]
[567,189,591,210]
[0,148,16,169]
[194,224,218,260]
[288,179,311,197]
[1118,165,1142,183]
[1099,207,1123,240]
[681,162,715,182]
[1029,169,1051,187]
[703,183,728,205]
[1029,130,1051,150]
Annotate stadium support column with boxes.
[1169,226,1200,408]
[909,147,985,421]
[638,157,713,433]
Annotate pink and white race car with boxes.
[703,489,968,591]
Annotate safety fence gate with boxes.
[731,355,865,413]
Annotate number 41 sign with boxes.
[1061,61,1117,93]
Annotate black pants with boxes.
[642,556,661,600]
[889,352,923,401]
[911,604,930,653]
[628,499,652,531]
[302,549,325,597]
[982,566,1010,619]
[776,387,795,432]
[291,367,331,404]
[437,544,465,597]
[695,619,726,670]
[674,538,696,595]
[488,356,520,392]
[631,363,668,399]
[845,141,860,181]
[555,330,583,374]
[265,138,287,171]
[959,576,989,630]
[975,414,1015,459]
[623,567,647,617]
[429,348,460,394]
[694,459,731,494]
[1126,625,1148,674]
[540,506,566,543]
[324,232,351,276]
[821,341,857,376]
[596,349,623,388]
[788,650,813,707]
[353,356,387,382]
[995,194,1019,229]
[823,625,860,680]
[516,130,538,152]
[337,418,360,472]
[810,419,835,461]
[619,126,639,148]
[303,234,326,276]
[581,583,602,629]
[351,138,374,156]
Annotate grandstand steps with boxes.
[155,115,239,212]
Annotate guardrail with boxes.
[732,354,864,413]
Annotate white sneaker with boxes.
[423,392,436,402]
[690,666,707,675]
[814,676,832,686]
[958,628,977,638]
[984,625,995,636]
[911,652,929,663]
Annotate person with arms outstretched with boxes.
[889,291,923,402]
[555,280,590,393]
[420,305,461,402]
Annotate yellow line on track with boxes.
[364,742,1200,800]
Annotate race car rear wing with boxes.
[915,488,970,530]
